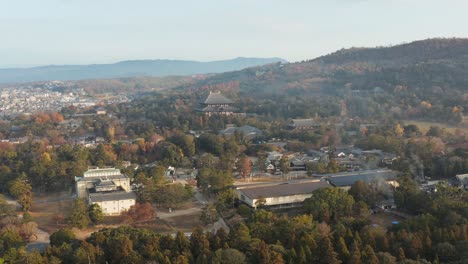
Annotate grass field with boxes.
[403,119,467,135]
[369,212,406,228]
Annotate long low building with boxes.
[323,169,399,190]
[237,180,330,209]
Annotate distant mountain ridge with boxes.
[0,57,287,84]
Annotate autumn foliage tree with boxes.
[125,202,155,223]
[239,155,252,180]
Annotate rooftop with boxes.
[238,181,330,200]
[89,191,136,203]
[219,125,262,136]
[325,169,398,187]
[289,119,319,128]
[203,92,234,105]
[83,167,123,178]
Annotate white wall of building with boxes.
[91,198,135,215]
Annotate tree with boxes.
[88,204,104,225]
[200,203,218,226]
[0,195,16,218]
[394,124,404,137]
[348,180,376,206]
[376,252,396,264]
[9,174,32,211]
[190,226,210,259]
[362,245,378,264]
[348,241,361,264]
[397,247,406,261]
[316,236,341,264]
[256,155,267,173]
[303,187,355,222]
[252,240,285,264]
[50,228,76,247]
[278,156,290,175]
[68,199,90,229]
[125,202,155,222]
[229,223,251,251]
[239,156,252,180]
[211,248,246,264]
[426,126,443,137]
[154,184,193,209]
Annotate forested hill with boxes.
[0,57,286,84]
[178,38,468,98]
[314,38,468,66]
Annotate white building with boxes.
[89,191,136,215]
[75,167,136,215]
[237,180,330,209]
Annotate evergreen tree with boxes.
[397,247,406,261]
[88,203,103,224]
[348,240,362,264]
[316,236,341,264]
[68,199,90,229]
[363,245,379,264]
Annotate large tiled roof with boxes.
[325,169,398,187]
[201,105,238,112]
[239,181,330,199]
[203,92,234,105]
[89,191,136,202]
[219,125,262,135]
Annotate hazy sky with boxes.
[1,0,467,67]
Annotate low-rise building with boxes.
[237,180,330,209]
[75,167,135,215]
[456,174,468,190]
[324,169,399,190]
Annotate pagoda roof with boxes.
[203,92,234,105]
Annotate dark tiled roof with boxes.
[203,92,234,105]
[239,181,330,199]
[326,169,398,187]
[219,125,262,135]
[200,105,238,112]
[89,191,136,202]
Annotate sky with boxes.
[1,0,468,67]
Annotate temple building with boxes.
[75,167,136,215]
[199,92,238,116]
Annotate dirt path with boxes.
[2,194,51,252]
[26,227,50,252]
[158,207,202,219]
